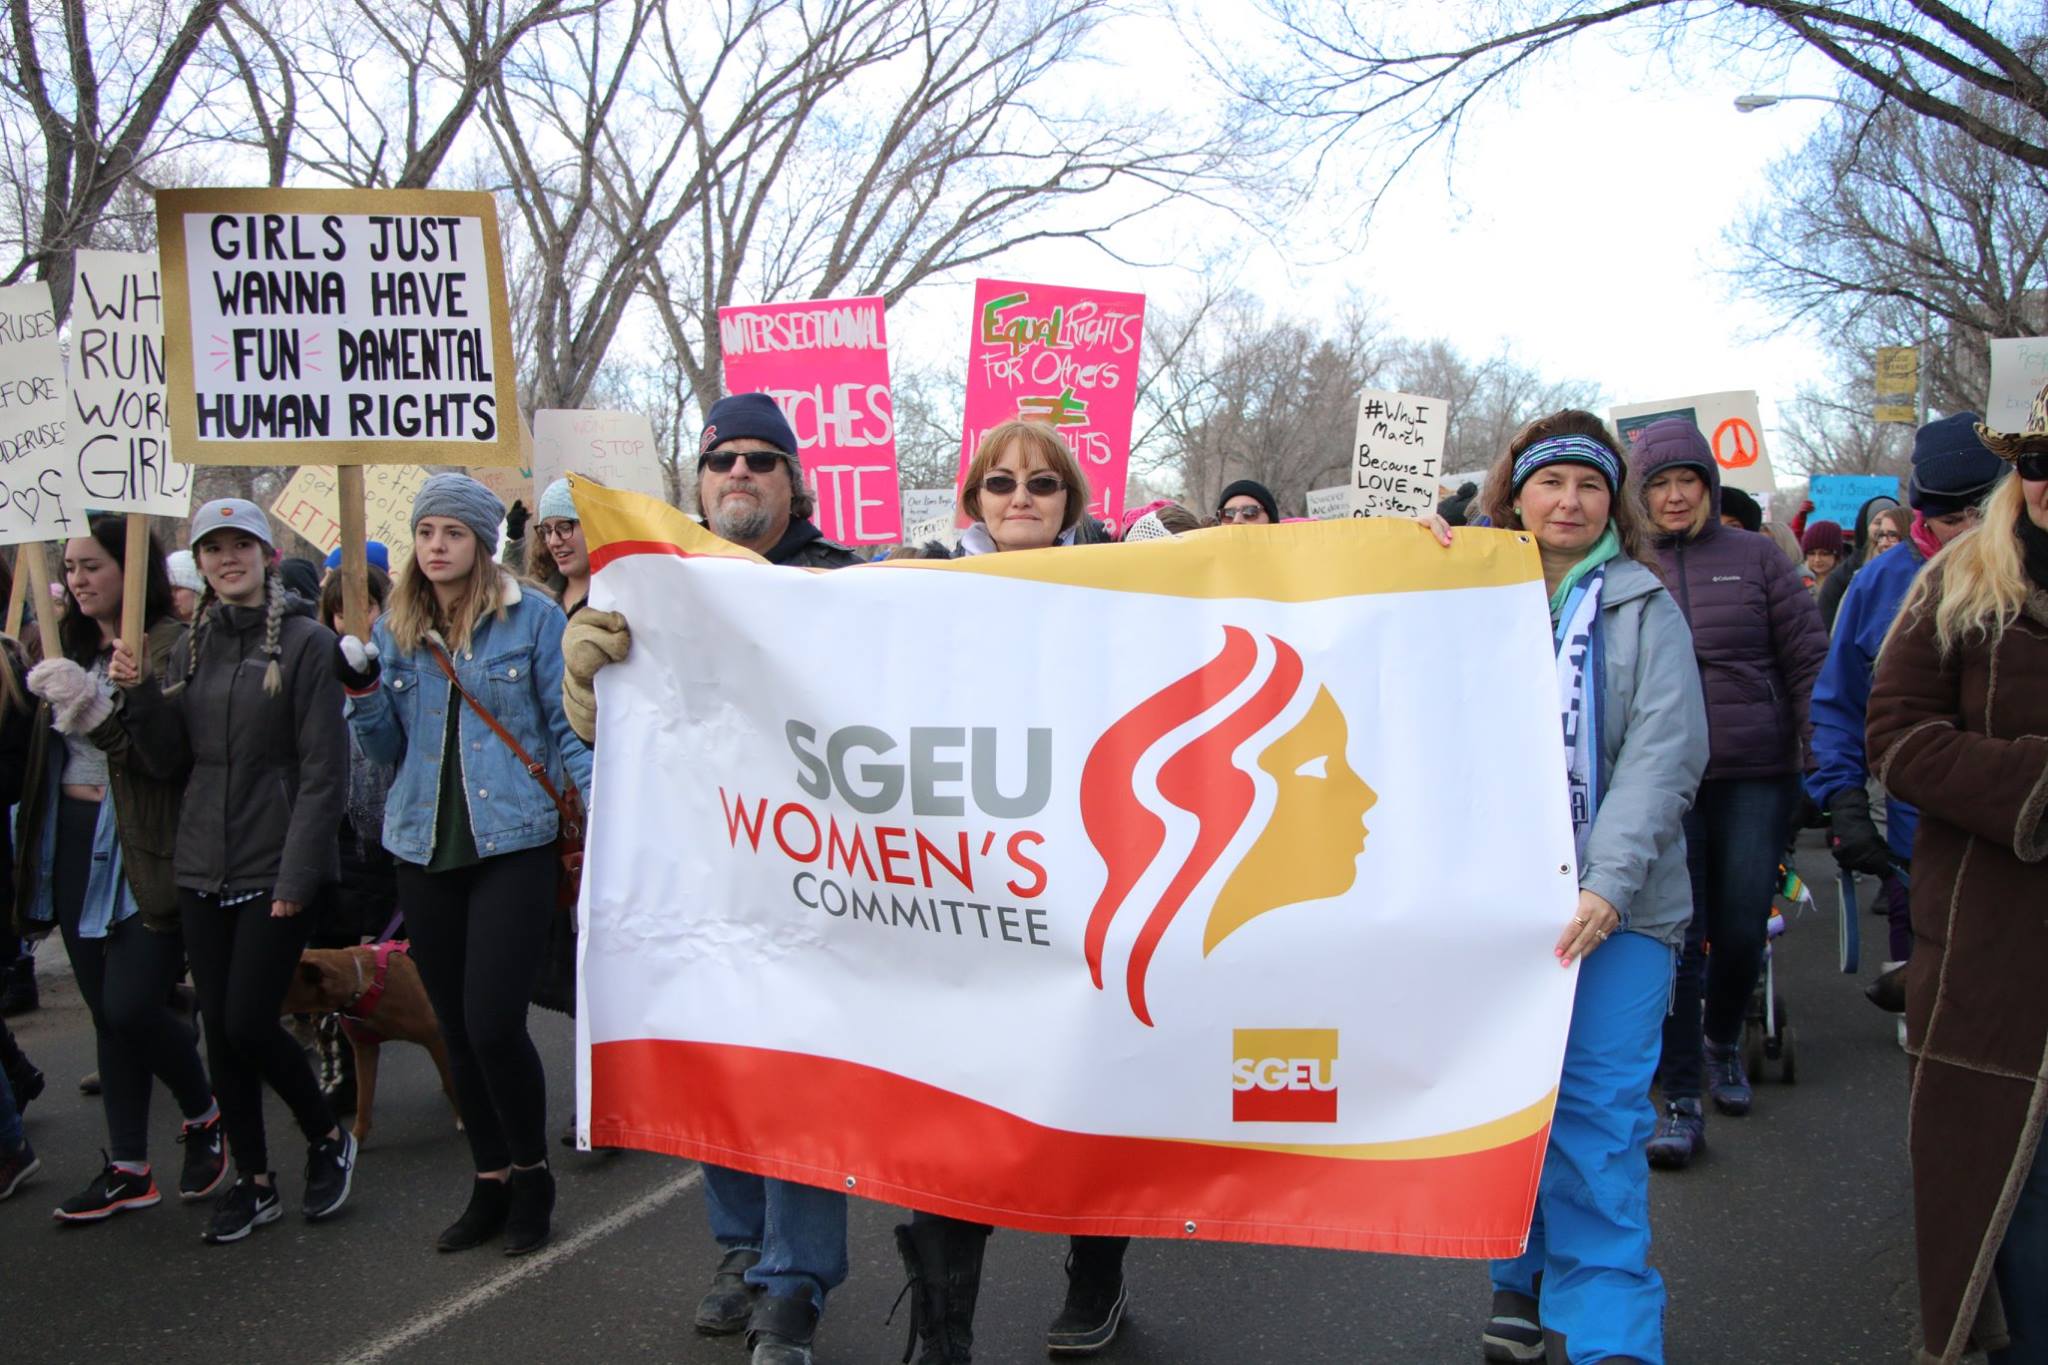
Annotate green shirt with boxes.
[427,681,481,873]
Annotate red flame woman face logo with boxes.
[1080,626,1376,1026]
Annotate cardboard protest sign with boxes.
[1988,338,2048,434]
[1807,474,1901,532]
[1346,391,1446,519]
[1304,485,1349,520]
[1611,390,1775,494]
[575,480,1578,1255]
[0,282,82,545]
[70,251,192,516]
[272,464,430,557]
[718,297,898,545]
[156,188,520,466]
[959,279,1145,528]
[532,409,664,502]
[901,488,956,532]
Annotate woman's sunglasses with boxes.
[2018,451,2048,482]
[699,451,785,475]
[982,472,1065,497]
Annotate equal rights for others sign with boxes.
[960,279,1145,528]
[718,297,899,545]
[156,187,521,465]
[574,480,1579,1255]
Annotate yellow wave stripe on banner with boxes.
[1178,1088,1558,1163]
[570,476,1541,602]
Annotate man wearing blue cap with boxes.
[694,393,857,569]
[1807,412,2006,1039]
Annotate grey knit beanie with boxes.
[412,473,506,554]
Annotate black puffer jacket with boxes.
[121,592,347,905]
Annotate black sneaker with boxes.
[695,1246,762,1333]
[303,1129,356,1220]
[177,1112,227,1200]
[0,1139,40,1199]
[1483,1288,1546,1363]
[52,1154,160,1222]
[204,1176,282,1244]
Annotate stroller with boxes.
[1741,863,1817,1085]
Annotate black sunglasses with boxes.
[982,472,1065,497]
[2019,452,2048,482]
[699,451,786,475]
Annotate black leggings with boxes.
[181,889,335,1175]
[396,844,555,1171]
[52,798,213,1164]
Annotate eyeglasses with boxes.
[2018,452,2048,482]
[982,472,1065,497]
[699,451,785,475]
[1217,505,1269,523]
[536,520,580,542]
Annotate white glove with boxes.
[28,658,113,735]
[340,635,380,673]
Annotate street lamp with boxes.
[1734,92,1863,113]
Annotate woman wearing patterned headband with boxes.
[1421,410,1707,1364]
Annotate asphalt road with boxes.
[0,834,1917,1364]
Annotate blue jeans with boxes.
[1992,1138,2048,1364]
[702,1164,849,1307]
[1659,775,1798,1098]
[0,1038,20,1152]
[1494,931,1673,1364]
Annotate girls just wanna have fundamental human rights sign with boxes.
[570,479,1582,1257]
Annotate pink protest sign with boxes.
[717,296,899,545]
[959,278,1145,527]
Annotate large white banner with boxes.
[574,484,1579,1256]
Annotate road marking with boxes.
[331,1166,704,1365]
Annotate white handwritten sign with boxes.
[532,409,664,503]
[900,488,956,531]
[1987,339,2048,434]
[1304,485,1349,520]
[272,464,430,557]
[71,251,192,517]
[0,282,81,545]
[1346,390,1446,519]
[157,187,521,466]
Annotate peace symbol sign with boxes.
[1713,417,1760,470]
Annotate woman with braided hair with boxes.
[110,499,355,1244]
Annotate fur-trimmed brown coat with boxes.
[1868,567,2048,1364]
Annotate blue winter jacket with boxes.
[347,576,592,867]
[1804,541,1925,860]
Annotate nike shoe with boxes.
[303,1130,356,1220]
[178,1112,227,1200]
[204,1176,282,1244]
[53,1154,160,1222]
[0,1139,39,1200]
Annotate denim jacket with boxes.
[347,576,592,868]
[23,754,137,938]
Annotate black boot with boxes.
[435,1176,511,1253]
[1046,1235,1128,1355]
[696,1246,763,1334]
[747,1292,819,1365]
[892,1218,990,1364]
[0,1022,42,1116]
[0,952,36,1016]
[503,1162,555,1256]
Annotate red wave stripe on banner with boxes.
[588,1038,1547,1258]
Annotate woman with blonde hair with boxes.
[1869,396,2048,1365]
[342,474,589,1256]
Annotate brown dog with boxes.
[280,942,461,1146]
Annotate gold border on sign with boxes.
[155,186,522,468]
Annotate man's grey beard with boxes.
[711,496,774,543]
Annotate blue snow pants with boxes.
[1491,929,1673,1364]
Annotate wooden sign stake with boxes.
[337,464,370,641]
[3,546,31,639]
[19,542,60,661]
[121,515,150,661]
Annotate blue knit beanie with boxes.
[1908,412,2004,515]
[412,473,506,554]
[699,393,798,459]
[537,477,577,523]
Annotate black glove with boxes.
[505,499,530,541]
[1826,787,1895,877]
[335,634,381,691]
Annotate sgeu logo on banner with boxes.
[959,278,1144,528]
[718,296,898,545]
[1232,1029,1339,1123]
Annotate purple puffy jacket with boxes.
[1631,419,1827,780]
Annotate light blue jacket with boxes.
[347,577,592,867]
[1580,557,1711,949]
[23,755,136,938]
